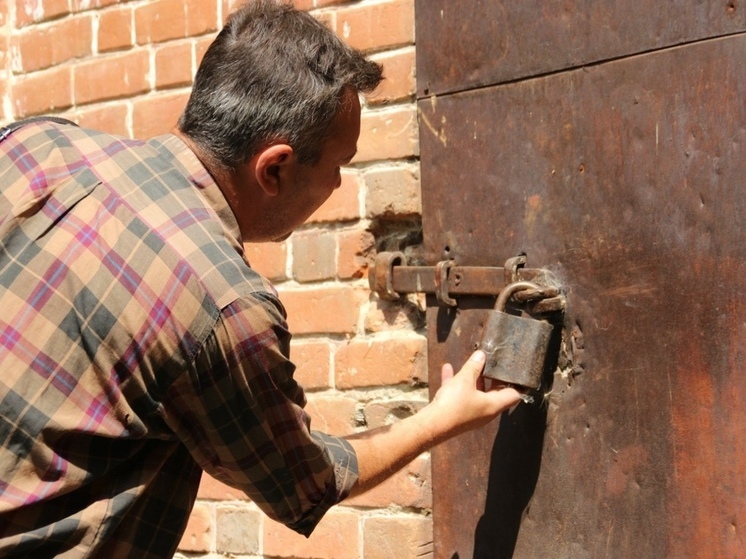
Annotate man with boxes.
[0,0,521,556]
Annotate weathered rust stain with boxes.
[668,260,746,558]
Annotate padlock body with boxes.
[479,310,553,390]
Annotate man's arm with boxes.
[344,350,521,497]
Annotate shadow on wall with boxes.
[447,403,547,559]
[471,398,548,559]
[473,322,561,559]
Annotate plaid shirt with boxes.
[0,121,358,558]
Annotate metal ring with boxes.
[495,281,542,311]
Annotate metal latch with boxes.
[369,252,565,314]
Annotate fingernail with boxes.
[471,350,486,363]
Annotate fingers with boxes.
[444,350,527,412]
[490,386,523,409]
[440,362,455,384]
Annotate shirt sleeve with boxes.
[160,290,358,536]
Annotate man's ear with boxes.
[254,144,295,196]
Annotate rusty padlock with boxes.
[479,281,553,390]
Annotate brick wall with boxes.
[0,0,429,557]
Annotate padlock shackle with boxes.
[495,281,542,311]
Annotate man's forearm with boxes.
[344,402,443,497]
[343,351,522,498]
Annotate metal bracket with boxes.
[435,260,458,307]
[504,254,527,284]
[369,251,406,300]
[369,252,565,313]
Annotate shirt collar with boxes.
[154,134,243,248]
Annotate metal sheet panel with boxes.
[420,35,746,558]
[415,0,746,97]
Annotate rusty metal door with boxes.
[414,2,746,558]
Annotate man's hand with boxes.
[345,351,524,498]
[429,350,523,439]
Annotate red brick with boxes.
[263,508,360,559]
[97,6,133,53]
[135,0,218,44]
[290,339,332,390]
[335,0,414,53]
[368,47,416,105]
[195,34,214,67]
[306,170,361,223]
[154,41,193,89]
[75,102,129,137]
[363,514,433,559]
[72,0,120,11]
[279,286,365,335]
[74,50,150,105]
[305,394,358,436]
[335,336,427,388]
[243,241,288,282]
[15,0,70,27]
[364,296,426,333]
[14,15,93,72]
[132,90,189,138]
[198,473,248,501]
[178,502,213,553]
[364,163,421,217]
[221,0,241,23]
[337,227,375,280]
[0,52,7,79]
[291,229,336,283]
[216,506,261,555]
[11,65,72,117]
[310,10,334,32]
[362,399,427,429]
[346,453,431,509]
[0,83,7,116]
[294,0,347,10]
[56,108,77,123]
[356,105,418,163]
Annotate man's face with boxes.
[267,91,361,242]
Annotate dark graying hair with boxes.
[177,0,383,169]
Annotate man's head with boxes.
[177,0,383,171]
